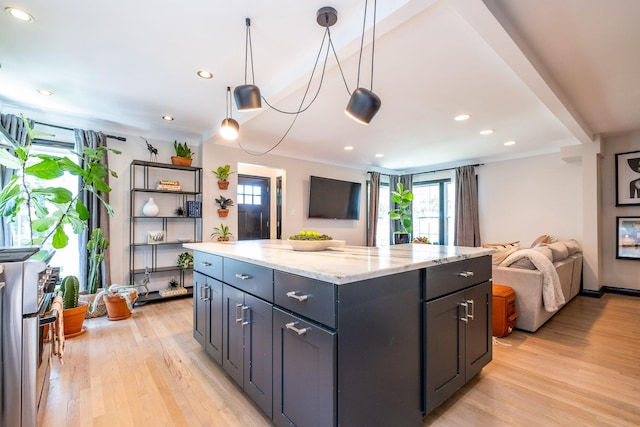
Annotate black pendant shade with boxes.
[345,88,381,125]
[234,84,262,111]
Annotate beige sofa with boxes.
[491,241,583,332]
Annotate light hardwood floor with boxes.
[40,293,640,427]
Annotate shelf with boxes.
[136,287,193,304]
[130,241,201,247]
[131,188,200,195]
[132,215,201,219]
[130,266,193,275]
[131,159,202,172]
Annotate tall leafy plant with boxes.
[389,182,413,235]
[0,115,120,249]
[87,228,109,294]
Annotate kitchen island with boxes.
[185,240,493,426]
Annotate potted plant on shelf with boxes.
[215,195,234,217]
[59,275,88,338]
[213,164,235,189]
[389,182,413,244]
[177,251,193,269]
[171,140,193,166]
[90,284,138,321]
[211,223,233,241]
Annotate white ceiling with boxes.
[1,0,638,172]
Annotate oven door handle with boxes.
[38,292,57,326]
[39,311,58,326]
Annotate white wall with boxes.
[601,132,640,291]
[478,152,583,247]
[203,143,368,247]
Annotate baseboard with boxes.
[580,287,640,298]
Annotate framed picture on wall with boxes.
[616,216,640,260]
[615,150,640,206]
[147,230,165,244]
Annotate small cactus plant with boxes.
[60,275,80,309]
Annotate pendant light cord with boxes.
[371,0,376,90]
[244,18,256,85]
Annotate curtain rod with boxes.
[368,163,483,176]
[34,120,127,141]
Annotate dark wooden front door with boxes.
[238,175,270,240]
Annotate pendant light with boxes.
[345,0,381,124]
[234,18,262,111]
[220,87,240,140]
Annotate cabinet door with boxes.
[193,272,208,347]
[425,289,466,414]
[205,278,223,364]
[243,294,273,419]
[465,280,492,380]
[273,308,336,427]
[222,284,245,386]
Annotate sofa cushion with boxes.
[483,241,520,265]
[563,239,581,255]
[547,241,569,261]
[510,245,553,269]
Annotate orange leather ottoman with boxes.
[492,284,518,337]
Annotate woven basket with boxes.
[79,292,107,318]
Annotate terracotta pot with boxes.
[104,295,132,321]
[217,180,230,190]
[217,237,230,242]
[63,301,89,338]
[171,156,193,167]
[218,209,229,218]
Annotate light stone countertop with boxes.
[184,240,493,285]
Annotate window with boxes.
[412,178,454,245]
[373,177,391,247]
[237,184,262,205]
[10,142,80,277]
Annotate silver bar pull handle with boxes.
[467,299,475,320]
[200,261,212,267]
[199,284,209,301]
[235,303,243,323]
[285,322,310,336]
[235,273,251,280]
[286,291,309,302]
[241,305,250,326]
[458,271,474,278]
[459,302,469,323]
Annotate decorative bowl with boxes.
[177,237,192,243]
[287,239,345,251]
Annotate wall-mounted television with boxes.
[308,175,361,220]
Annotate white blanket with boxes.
[500,249,565,312]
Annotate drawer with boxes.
[425,255,491,301]
[224,258,273,302]
[274,271,336,329]
[193,251,223,280]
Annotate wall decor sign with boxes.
[615,150,640,206]
[616,216,640,260]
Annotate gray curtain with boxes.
[74,129,111,291]
[0,114,32,247]
[454,165,481,247]
[367,172,380,247]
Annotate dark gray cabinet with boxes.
[222,284,273,418]
[273,308,336,427]
[193,272,223,364]
[424,259,492,414]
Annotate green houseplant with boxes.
[177,251,193,269]
[87,227,109,294]
[211,223,233,241]
[172,140,192,166]
[0,114,120,251]
[59,275,88,337]
[215,195,234,217]
[389,182,413,244]
[213,164,235,189]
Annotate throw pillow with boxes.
[483,241,520,265]
[563,239,581,255]
[547,241,569,261]
[530,234,550,248]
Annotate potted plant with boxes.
[59,275,88,337]
[90,284,138,321]
[389,182,413,244]
[215,195,234,217]
[172,140,193,166]
[0,114,120,252]
[213,164,235,189]
[177,251,193,269]
[211,223,233,241]
[80,228,109,318]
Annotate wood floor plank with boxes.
[40,293,640,426]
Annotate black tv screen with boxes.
[308,175,361,220]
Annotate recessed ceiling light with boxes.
[197,70,213,79]
[504,140,516,146]
[344,146,354,151]
[5,7,34,22]
[480,129,494,135]
[36,89,53,96]
[454,114,470,121]
[162,115,174,121]
[375,153,384,158]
